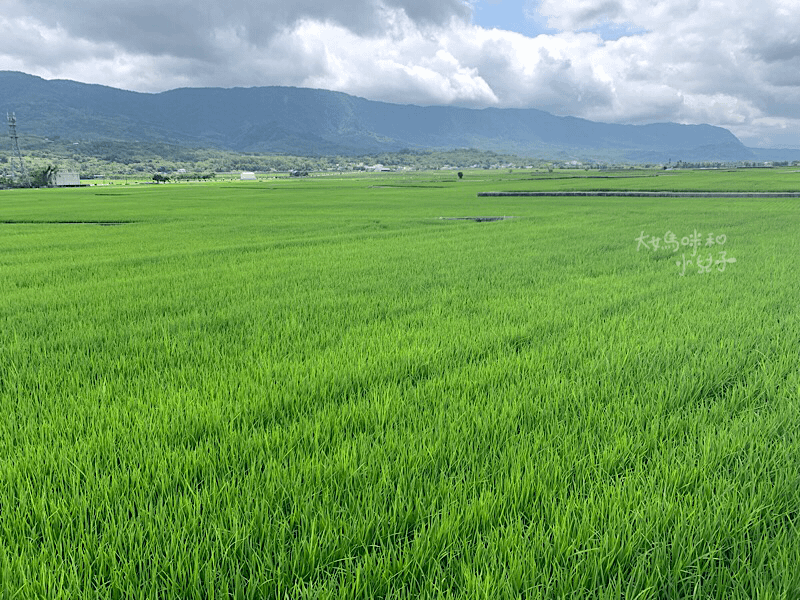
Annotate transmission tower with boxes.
[7,113,31,187]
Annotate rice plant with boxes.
[1,169,799,598]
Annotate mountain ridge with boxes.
[1,70,793,162]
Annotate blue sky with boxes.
[471,0,556,37]
[1,0,799,147]
[471,0,648,40]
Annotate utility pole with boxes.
[7,113,31,187]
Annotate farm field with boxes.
[483,167,800,192]
[1,168,800,598]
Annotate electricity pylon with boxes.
[7,112,31,187]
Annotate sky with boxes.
[1,0,798,148]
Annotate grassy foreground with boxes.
[1,169,800,598]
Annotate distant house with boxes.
[54,172,81,187]
[240,172,257,180]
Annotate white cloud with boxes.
[295,16,499,106]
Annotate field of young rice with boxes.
[1,169,800,598]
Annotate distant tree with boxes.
[457,171,463,179]
[152,173,170,184]
[30,165,58,187]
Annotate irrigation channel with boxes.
[478,191,800,197]
[438,216,515,222]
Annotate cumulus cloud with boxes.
[2,0,471,57]
[297,18,500,107]
[1,0,799,147]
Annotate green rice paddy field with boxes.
[2,168,800,598]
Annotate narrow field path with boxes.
[479,191,800,197]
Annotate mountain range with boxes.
[2,71,797,163]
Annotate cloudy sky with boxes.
[1,0,798,147]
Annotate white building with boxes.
[240,172,257,180]
[55,172,81,187]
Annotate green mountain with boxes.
[0,70,762,162]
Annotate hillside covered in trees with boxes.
[2,71,783,164]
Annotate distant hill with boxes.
[1,70,793,162]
